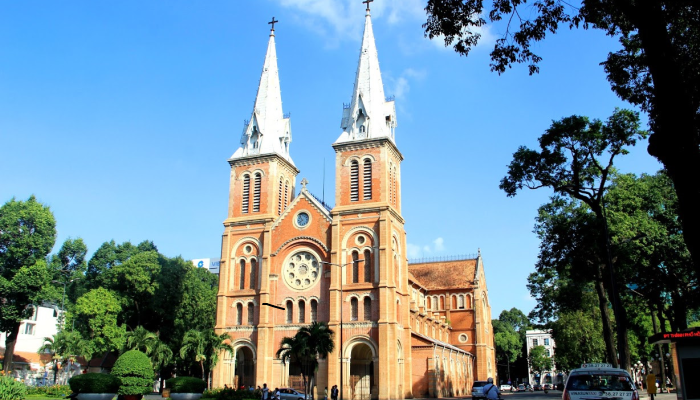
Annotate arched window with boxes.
[427,297,432,310]
[239,259,246,290]
[249,259,257,290]
[389,163,394,206]
[439,296,445,310]
[363,249,372,282]
[545,349,551,357]
[284,181,289,209]
[350,298,358,321]
[278,178,284,214]
[253,173,261,212]
[352,251,359,283]
[452,295,457,309]
[363,159,372,200]
[350,160,359,202]
[247,303,254,325]
[310,300,318,322]
[242,174,250,213]
[458,295,465,309]
[298,300,306,323]
[363,297,371,321]
[396,300,400,323]
[286,300,293,324]
[236,303,243,326]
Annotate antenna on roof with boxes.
[323,158,325,204]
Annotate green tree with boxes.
[423,1,700,276]
[38,330,91,384]
[180,329,233,389]
[501,109,647,370]
[74,288,126,358]
[276,322,335,398]
[105,250,161,328]
[550,310,606,372]
[124,326,158,355]
[528,345,553,377]
[0,196,56,371]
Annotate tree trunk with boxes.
[594,265,618,367]
[3,322,21,373]
[628,0,700,277]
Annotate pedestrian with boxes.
[484,377,500,400]
[274,388,281,400]
[262,383,270,400]
[331,385,339,400]
[324,386,328,400]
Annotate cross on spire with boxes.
[362,0,373,12]
[301,178,309,189]
[268,17,278,31]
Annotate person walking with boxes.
[484,378,500,400]
[331,385,339,400]
[262,383,270,400]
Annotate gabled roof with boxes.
[408,259,477,291]
[336,9,396,145]
[411,331,473,356]
[271,183,332,229]
[231,28,294,165]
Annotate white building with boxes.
[526,329,560,385]
[0,304,60,371]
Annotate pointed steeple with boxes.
[336,6,397,144]
[231,19,294,165]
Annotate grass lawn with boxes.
[26,395,68,400]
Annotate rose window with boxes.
[283,250,321,290]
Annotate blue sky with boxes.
[0,0,662,318]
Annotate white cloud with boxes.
[433,237,445,251]
[406,237,446,259]
[384,67,427,102]
[426,23,497,53]
[406,243,421,259]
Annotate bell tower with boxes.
[227,19,298,221]
[328,4,411,400]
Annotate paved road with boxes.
[412,389,679,400]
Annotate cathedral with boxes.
[213,6,496,399]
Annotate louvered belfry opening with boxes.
[278,178,283,215]
[253,173,261,212]
[350,160,359,201]
[242,174,250,213]
[363,159,372,200]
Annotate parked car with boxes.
[500,384,512,391]
[524,384,534,392]
[518,384,526,392]
[471,381,490,399]
[533,384,542,391]
[278,388,310,400]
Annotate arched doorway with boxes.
[234,347,255,389]
[349,343,374,400]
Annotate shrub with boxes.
[69,373,120,394]
[167,377,207,393]
[111,350,154,395]
[26,384,71,397]
[0,376,26,400]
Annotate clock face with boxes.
[296,212,310,227]
[283,250,321,290]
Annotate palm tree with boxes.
[38,330,91,384]
[180,330,208,379]
[180,329,233,388]
[123,325,158,354]
[276,322,335,398]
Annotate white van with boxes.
[563,363,639,400]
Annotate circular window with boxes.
[356,235,366,245]
[458,334,468,343]
[294,211,311,229]
[244,245,253,254]
[282,250,322,291]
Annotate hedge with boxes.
[69,373,120,394]
[166,377,207,393]
[111,350,154,395]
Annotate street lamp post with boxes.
[320,259,363,400]
[52,278,78,326]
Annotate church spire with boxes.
[336,3,397,144]
[231,18,294,165]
